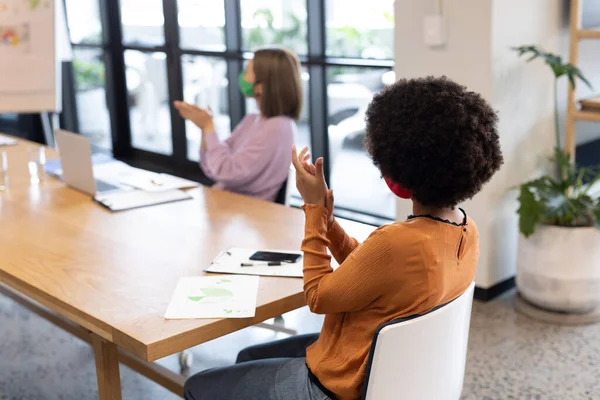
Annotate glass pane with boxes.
[327,67,395,219]
[64,0,102,44]
[72,48,111,150]
[182,56,229,161]
[178,0,226,51]
[120,0,165,46]
[325,0,394,59]
[240,0,307,55]
[124,50,172,155]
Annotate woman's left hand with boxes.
[174,101,214,131]
[292,145,328,207]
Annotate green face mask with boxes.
[238,72,255,98]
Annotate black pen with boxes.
[241,262,282,267]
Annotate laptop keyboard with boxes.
[96,180,120,193]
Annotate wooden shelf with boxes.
[565,0,599,159]
[573,110,600,123]
[579,96,600,112]
[577,29,600,39]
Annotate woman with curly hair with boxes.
[183,76,503,400]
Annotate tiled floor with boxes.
[1,290,599,400]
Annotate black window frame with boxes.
[62,0,395,224]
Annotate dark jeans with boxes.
[184,334,328,400]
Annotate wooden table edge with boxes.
[113,291,307,362]
[0,272,114,341]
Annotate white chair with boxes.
[362,282,475,400]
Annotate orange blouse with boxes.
[301,205,479,400]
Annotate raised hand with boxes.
[291,145,328,207]
[173,101,214,131]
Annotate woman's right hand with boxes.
[174,101,214,132]
[296,147,335,228]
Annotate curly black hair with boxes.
[364,76,503,208]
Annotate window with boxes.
[325,0,394,59]
[125,50,172,155]
[120,0,165,46]
[63,0,112,150]
[240,0,308,55]
[72,48,112,150]
[62,0,396,224]
[182,55,229,161]
[64,0,103,44]
[178,0,226,51]
[328,67,396,219]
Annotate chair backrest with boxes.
[362,282,475,400]
[274,179,287,205]
[274,167,295,206]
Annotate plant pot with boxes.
[517,225,600,313]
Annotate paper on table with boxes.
[92,160,138,186]
[94,189,192,212]
[205,248,304,278]
[164,275,260,319]
[119,172,199,192]
[0,136,17,146]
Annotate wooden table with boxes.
[0,137,374,399]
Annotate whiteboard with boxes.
[0,0,63,113]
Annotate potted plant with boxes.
[514,45,600,313]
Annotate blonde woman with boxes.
[175,48,303,202]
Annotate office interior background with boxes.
[1,0,599,225]
[2,0,600,399]
[4,0,397,224]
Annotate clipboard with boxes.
[94,189,192,212]
[205,248,304,278]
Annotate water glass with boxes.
[28,147,46,184]
[0,151,7,191]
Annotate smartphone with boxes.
[249,251,302,263]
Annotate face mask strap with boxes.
[383,177,412,199]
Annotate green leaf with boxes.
[567,73,577,91]
[513,45,593,90]
[518,185,545,237]
[574,66,594,90]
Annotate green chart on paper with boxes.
[164,275,259,319]
[188,278,233,302]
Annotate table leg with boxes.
[92,333,123,400]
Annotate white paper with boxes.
[94,189,191,212]
[0,0,55,93]
[0,136,17,146]
[164,276,260,319]
[119,172,199,192]
[205,248,304,278]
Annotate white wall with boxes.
[395,0,562,288]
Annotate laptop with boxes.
[54,130,121,195]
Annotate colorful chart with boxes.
[187,279,234,302]
[164,275,259,319]
[0,25,28,47]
